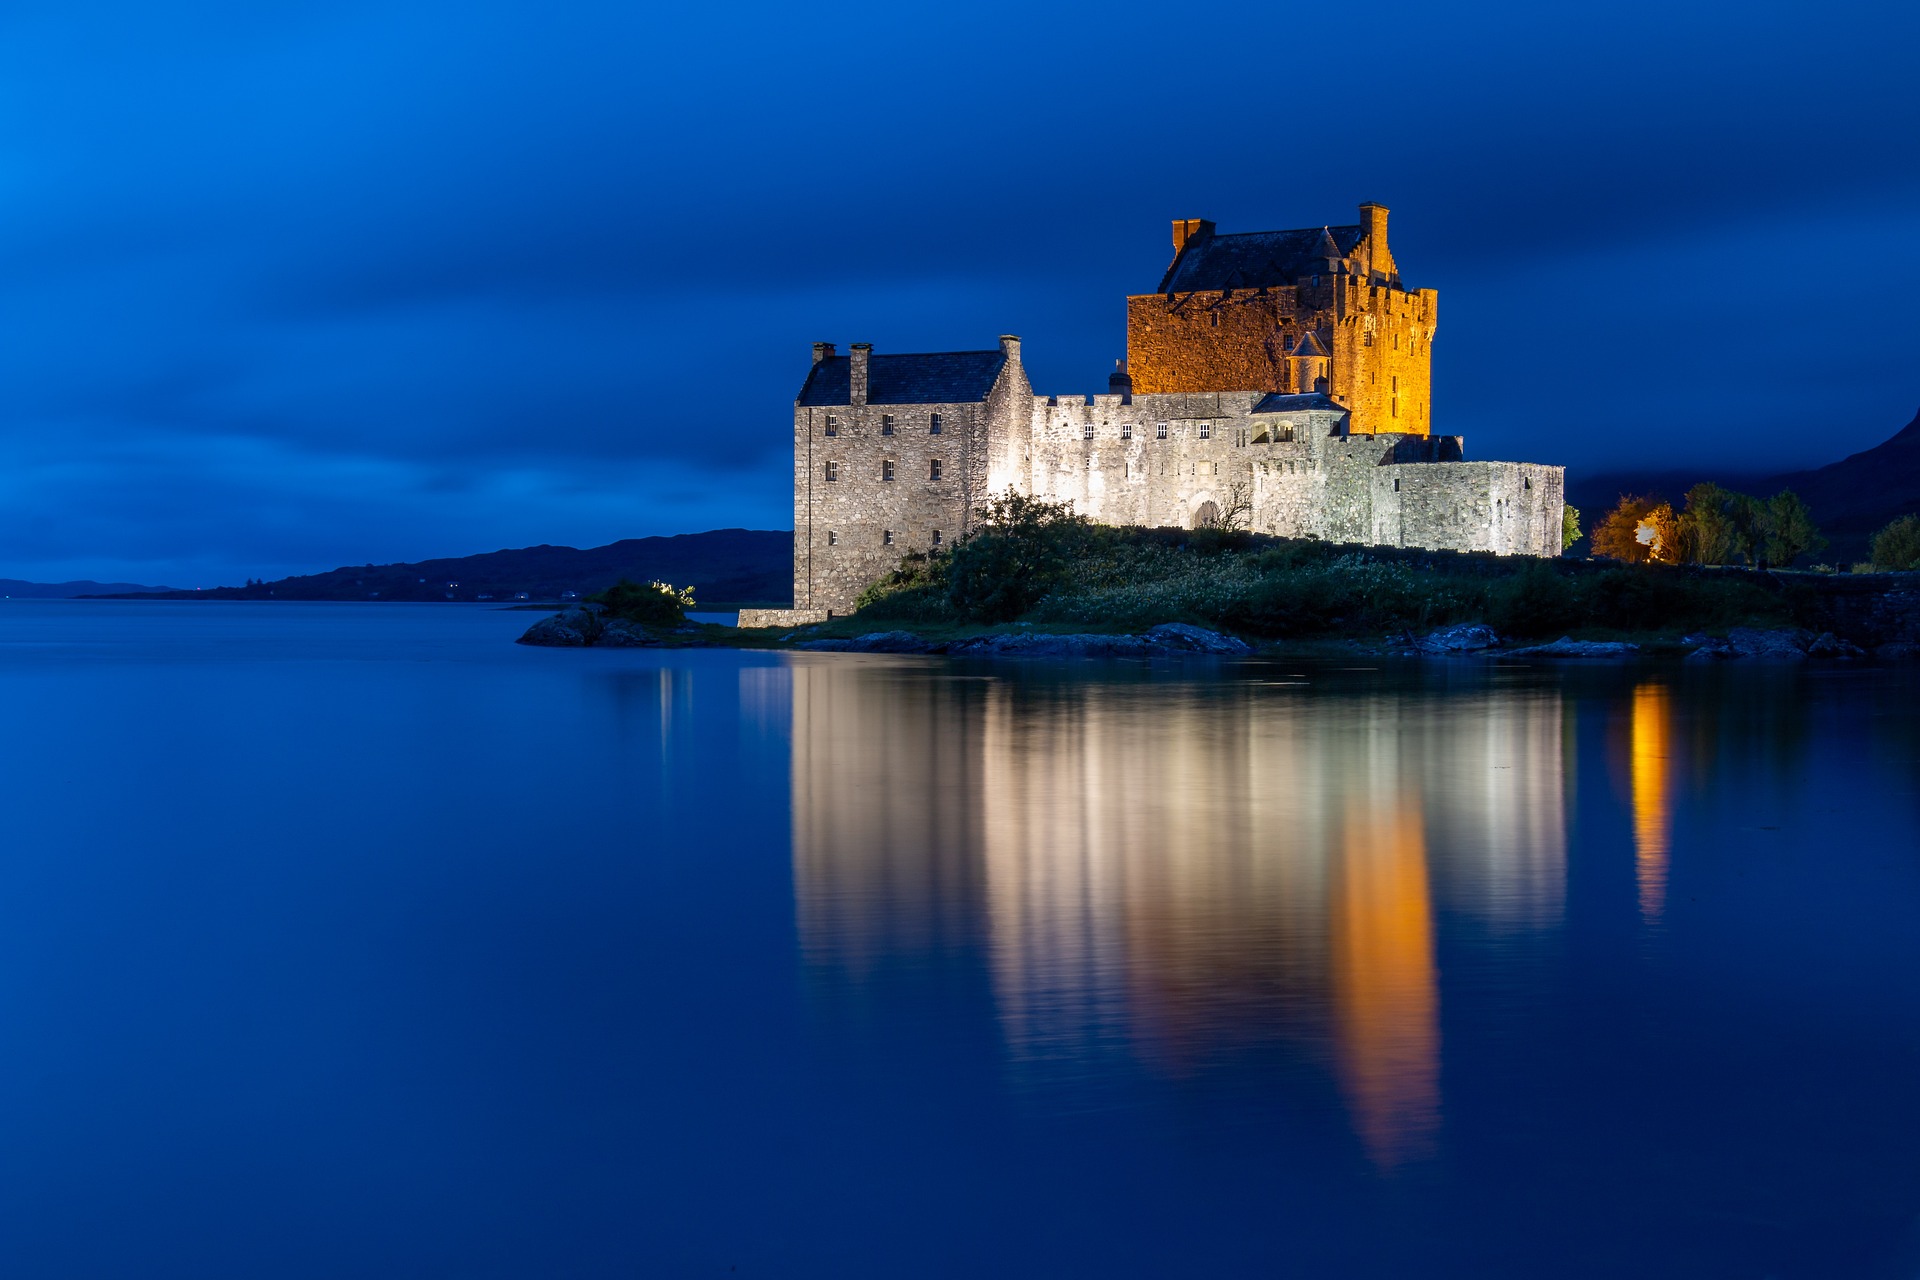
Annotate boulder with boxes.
[1143,623,1255,655]
[595,619,657,648]
[1724,627,1814,660]
[1416,623,1500,654]
[1506,636,1641,658]
[516,608,597,647]
[797,631,938,653]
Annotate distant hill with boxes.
[1568,406,1920,562]
[2,578,179,598]
[103,529,793,606]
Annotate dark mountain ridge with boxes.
[102,529,793,606]
[2,578,179,598]
[1568,407,1920,562]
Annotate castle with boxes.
[752,204,1565,622]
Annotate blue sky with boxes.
[1,0,1916,585]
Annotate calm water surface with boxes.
[1,601,1917,1278]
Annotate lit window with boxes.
[827,530,838,545]
[1363,331,1374,348]
[1121,423,1133,440]
[1156,422,1169,439]
[881,414,894,436]
[929,413,942,435]
[883,529,893,546]
[824,415,838,437]
[882,460,894,482]
[1198,422,1211,440]
[824,461,838,482]
[1083,422,1094,440]
[929,458,942,481]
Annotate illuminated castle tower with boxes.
[1124,204,1435,435]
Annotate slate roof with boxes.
[1157,225,1364,293]
[1288,331,1331,358]
[1249,392,1347,415]
[796,351,1007,406]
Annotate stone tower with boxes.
[1123,203,1436,435]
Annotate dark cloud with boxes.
[0,0,1915,582]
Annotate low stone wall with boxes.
[738,607,830,629]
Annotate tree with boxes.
[1561,504,1582,553]
[1218,481,1254,533]
[1591,494,1678,564]
[588,578,695,626]
[947,491,1091,622]
[1756,489,1826,567]
[1676,482,1741,566]
[1870,514,1920,571]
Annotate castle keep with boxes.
[760,204,1565,620]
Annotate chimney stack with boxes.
[812,341,835,364]
[999,334,1022,363]
[849,343,871,405]
[1108,358,1132,404]
[1358,202,1390,279]
[1171,218,1215,257]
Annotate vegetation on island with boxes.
[587,579,696,627]
[846,492,1814,643]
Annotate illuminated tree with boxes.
[1591,495,1678,564]
[1561,504,1582,552]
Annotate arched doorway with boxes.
[1194,500,1221,529]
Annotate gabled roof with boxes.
[796,351,1007,406]
[1157,225,1363,293]
[1249,392,1347,415]
[1288,331,1331,358]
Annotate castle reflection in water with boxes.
[777,660,1584,1169]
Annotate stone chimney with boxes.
[1358,202,1391,280]
[849,342,871,406]
[812,341,835,364]
[1171,218,1215,257]
[999,334,1022,364]
[1108,358,1132,404]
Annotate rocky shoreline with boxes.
[516,606,1916,662]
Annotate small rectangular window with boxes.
[1156,422,1169,439]
[1121,423,1133,440]
[931,529,942,546]
[1198,422,1211,440]
[882,460,894,482]
[827,530,838,545]
[929,413,942,435]
[1083,422,1094,440]
[1209,311,1220,328]
[929,458,942,481]
[881,414,894,436]
[824,415,838,437]
[883,529,893,546]
[824,461,838,482]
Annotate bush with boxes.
[947,492,1092,622]
[1870,515,1920,571]
[1488,564,1580,637]
[853,551,959,623]
[588,578,694,627]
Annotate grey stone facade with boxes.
[786,339,1563,616]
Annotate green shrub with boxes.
[589,578,694,626]
[853,551,959,623]
[948,492,1092,622]
[1488,564,1580,637]
[1871,515,1920,571]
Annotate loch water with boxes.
[1,601,1917,1278]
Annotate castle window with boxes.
[1198,422,1211,440]
[1278,423,1295,442]
[824,461,838,482]
[1083,422,1095,440]
[929,458,942,481]
[881,414,894,436]
[1210,310,1220,328]
[882,460,895,481]
[929,413,942,435]
[1121,423,1133,440]
[1393,478,1401,492]
[931,529,942,546]
[827,530,838,545]
[883,529,894,546]
[1156,422,1169,440]
[824,415,838,437]
[1524,476,1531,491]
[1363,331,1374,348]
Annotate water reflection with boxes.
[1630,683,1673,925]
[789,661,1568,1167]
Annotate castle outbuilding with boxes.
[746,205,1565,623]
